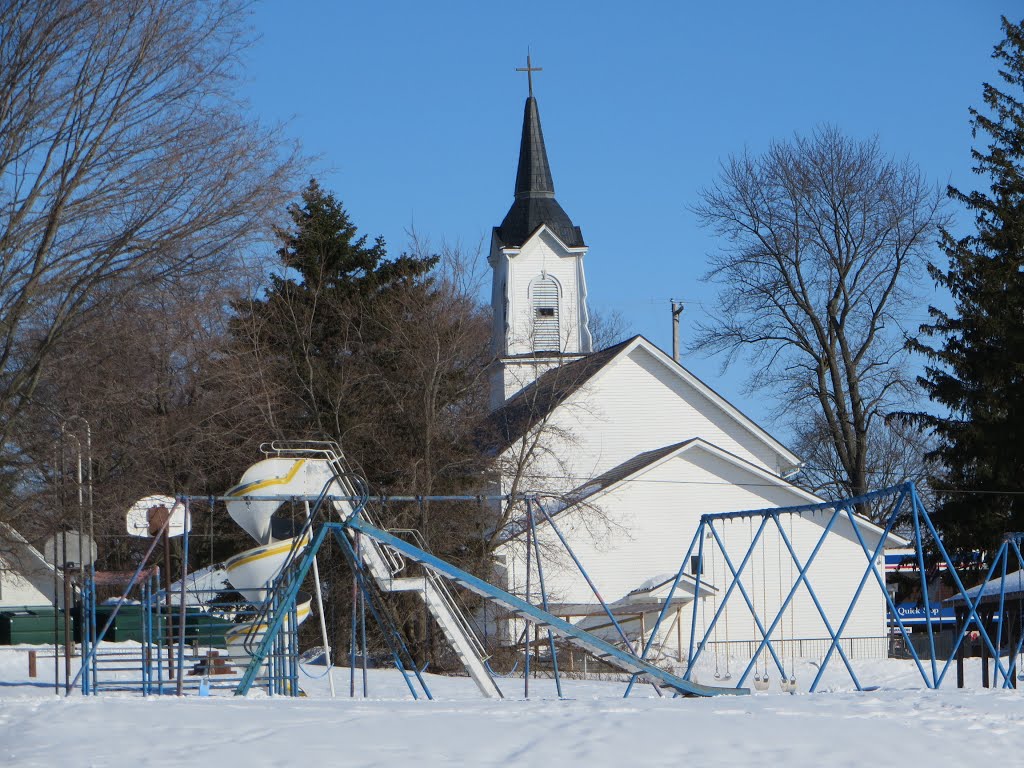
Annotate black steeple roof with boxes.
[496,95,584,248]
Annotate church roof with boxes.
[576,440,696,498]
[495,95,584,249]
[479,337,632,453]
[482,335,800,470]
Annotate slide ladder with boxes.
[322,458,503,698]
[345,517,748,697]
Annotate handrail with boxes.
[388,528,490,661]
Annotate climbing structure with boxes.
[230,441,745,698]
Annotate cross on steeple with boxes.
[515,52,542,98]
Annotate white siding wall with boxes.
[0,555,57,607]
[500,446,889,658]
[504,343,791,498]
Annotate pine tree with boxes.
[232,179,438,453]
[910,17,1024,552]
[271,178,436,297]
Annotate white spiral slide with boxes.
[223,449,502,699]
[220,458,329,676]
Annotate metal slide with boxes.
[324,464,504,698]
[352,521,504,698]
[237,444,503,699]
[346,517,748,697]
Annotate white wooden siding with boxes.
[499,445,888,658]
[503,342,794,498]
[0,555,57,607]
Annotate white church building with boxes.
[483,75,903,666]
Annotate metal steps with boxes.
[345,519,503,699]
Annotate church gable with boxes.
[515,336,800,483]
[609,341,798,473]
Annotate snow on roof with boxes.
[946,569,1024,604]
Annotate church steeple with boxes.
[488,55,592,409]
[496,59,584,249]
[513,96,555,200]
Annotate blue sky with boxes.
[240,1,1014,429]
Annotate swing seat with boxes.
[780,677,797,693]
[753,676,769,691]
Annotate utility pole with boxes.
[670,300,684,362]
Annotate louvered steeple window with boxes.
[531,275,560,352]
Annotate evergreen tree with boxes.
[271,178,436,297]
[229,180,493,666]
[232,179,437,453]
[909,17,1024,552]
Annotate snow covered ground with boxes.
[2,646,1023,767]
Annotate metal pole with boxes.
[910,491,938,685]
[75,438,83,578]
[360,553,368,698]
[523,513,532,699]
[687,522,707,674]
[163,526,174,678]
[671,300,684,362]
[176,499,190,695]
[996,540,1009,687]
[305,501,335,697]
[526,500,562,698]
[350,533,358,698]
[63,563,72,695]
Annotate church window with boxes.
[531,275,560,352]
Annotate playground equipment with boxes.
[77,441,744,699]
[623,482,1024,695]
[223,443,743,698]
[71,460,1024,699]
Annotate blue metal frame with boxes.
[535,505,641,655]
[328,526,434,700]
[644,482,1024,693]
[526,499,563,698]
[345,517,746,696]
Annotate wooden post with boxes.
[28,650,37,678]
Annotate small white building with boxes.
[0,524,66,608]
[484,81,903,662]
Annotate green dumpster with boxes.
[0,606,70,646]
[93,604,162,643]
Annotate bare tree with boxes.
[7,267,261,567]
[791,412,935,519]
[0,0,298,450]
[692,126,947,499]
[587,306,631,351]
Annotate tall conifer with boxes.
[910,17,1024,551]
